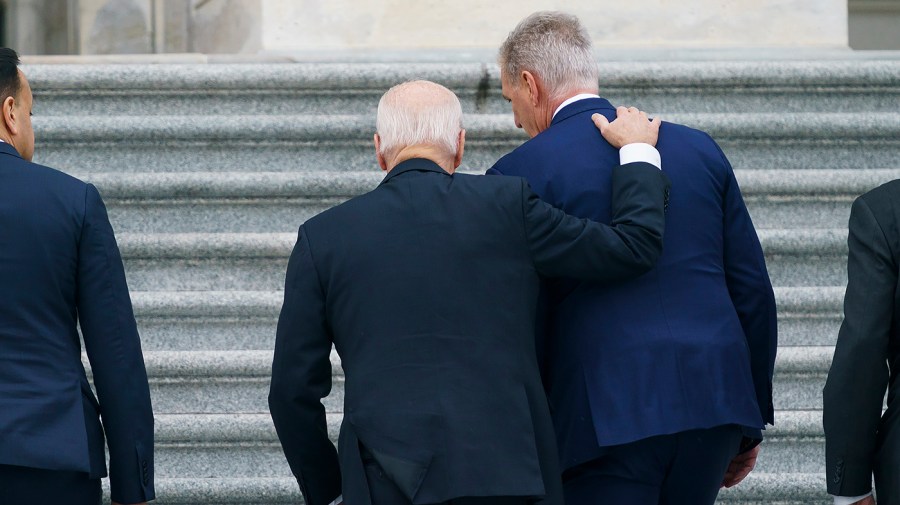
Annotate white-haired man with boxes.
[488,11,777,505]
[268,80,670,505]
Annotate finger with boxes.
[650,116,662,128]
[639,110,649,121]
[592,113,609,131]
[616,106,629,117]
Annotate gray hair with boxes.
[376,80,463,157]
[499,11,599,100]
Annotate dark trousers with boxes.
[362,451,532,505]
[562,424,743,505]
[0,463,101,505]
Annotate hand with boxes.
[721,445,759,488]
[853,497,876,505]
[592,106,661,148]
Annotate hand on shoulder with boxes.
[592,106,661,148]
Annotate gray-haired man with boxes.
[488,11,777,505]
[269,80,669,505]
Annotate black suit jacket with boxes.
[0,143,154,503]
[824,179,900,500]
[268,158,669,505]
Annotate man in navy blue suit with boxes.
[0,49,154,505]
[488,12,777,504]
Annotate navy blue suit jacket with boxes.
[488,98,777,470]
[269,158,669,505]
[0,143,154,503]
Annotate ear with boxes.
[522,71,540,107]
[3,96,17,136]
[453,129,466,169]
[374,133,388,171]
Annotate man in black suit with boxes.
[824,181,900,505]
[268,80,669,505]
[0,49,154,504]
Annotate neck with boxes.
[386,145,456,174]
[548,87,600,117]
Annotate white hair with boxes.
[499,11,599,100]
[376,80,463,157]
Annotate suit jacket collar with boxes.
[0,141,23,160]
[551,97,615,127]
[380,157,451,185]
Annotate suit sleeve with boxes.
[268,226,341,505]
[823,196,893,497]
[524,162,669,281]
[76,184,154,504]
[717,144,778,433]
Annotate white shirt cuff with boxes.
[328,495,343,505]
[832,491,872,505]
[619,143,661,170]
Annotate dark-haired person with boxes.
[824,180,900,505]
[0,48,154,505]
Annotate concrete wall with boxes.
[4,0,869,54]
[260,0,849,50]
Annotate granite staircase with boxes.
[25,52,900,504]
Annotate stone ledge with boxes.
[131,290,282,318]
[776,286,844,315]
[151,410,824,445]
[23,59,900,92]
[118,233,296,259]
[775,347,834,374]
[738,169,900,195]
[68,169,900,200]
[85,349,342,379]
[124,287,844,320]
[112,229,846,260]
[94,472,830,504]
[86,345,831,382]
[31,113,900,142]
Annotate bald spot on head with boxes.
[380,80,458,118]
[376,80,463,166]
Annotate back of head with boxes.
[0,48,20,111]
[376,80,463,159]
[499,11,599,100]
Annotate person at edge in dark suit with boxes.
[487,12,778,505]
[824,180,900,505]
[0,48,154,505]
[268,79,670,505]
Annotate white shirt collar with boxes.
[553,93,601,119]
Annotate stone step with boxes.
[95,472,834,504]
[25,60,900,117]
[31,113,900,174]
[52,169,896,233]
[125,287,845,350]
[87,342,832,415]
[132,313,843,351]
[75,169,900,201]
[102,477,301,505]
[71,168,898,233]
[150,409,825,479]
[114,229,846,292]
[119,233,292,292]
[774,346,832,410]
